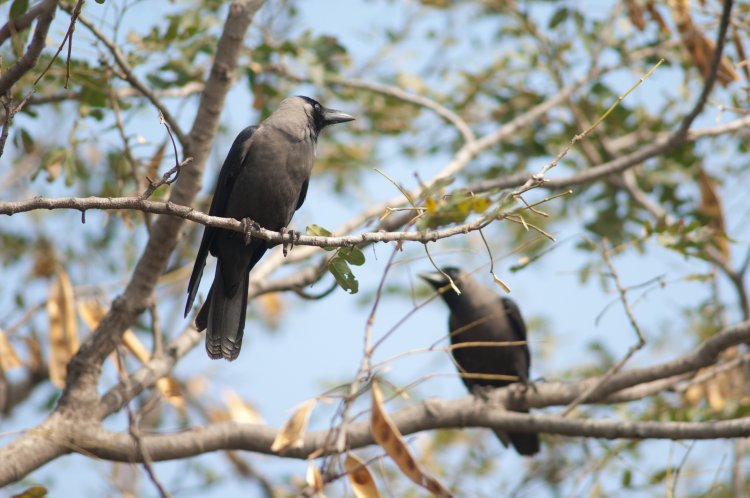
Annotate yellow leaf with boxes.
[122,330,151,363]
[471,196,491,213]
[11,485,48,498]
[77,299,106,330]
[0,330,22,370]
[271,398,317,453]
[306,462,325,497]
[370,381,452,497]
[346,453,382,498]
[425,196,437,215]
[223,390,264,424]
[156,377,185,409]
[47,270,79,388]
[206,408,231,423]
[257,293,284,328]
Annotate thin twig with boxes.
[115,347,173,498]
[562,241,647,416]
[63,4,187,145]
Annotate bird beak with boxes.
[418,271,448,287]
[322,107,355,127]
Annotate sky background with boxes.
[2,1,750,496]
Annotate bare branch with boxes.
[273,65,476,144]
[0,0,58,95]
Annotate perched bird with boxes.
[419,267,540,456]
[185,96,354,361]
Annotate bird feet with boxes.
[281,227,300,257]
[241,218,261,246]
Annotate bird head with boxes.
[418,266,464,296]
[296,95,355,133]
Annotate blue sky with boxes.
[3,1,749,496]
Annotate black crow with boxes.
[420,267,540,456]
[185,96,354,361]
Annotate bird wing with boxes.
[296,178,309,210]
[500,296,531,381]
[184,125,258,318]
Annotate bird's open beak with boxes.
[418,271,448,287]
[322,108,355,126]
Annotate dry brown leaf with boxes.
[624,0,646,31]
[732,25,750,83]
[645,2,670,35]
[346,453,382,498]
[47,270,79,388]
[31,239,56,278]
[669,0,739,87]
[306,462,325,497]
[370,382,452,497]
[206,408,231,423]
[684,347,748,410]
[697,167,730,261]
[270,398,317,453]
[0,330,22,370]
[223,389,264,424]
[23,336,43,372]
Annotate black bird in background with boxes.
[185,96,354,361]
[420,267,540,456]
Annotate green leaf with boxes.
[9,0,29,19]
[306,224,332,237]
[306,224,336,251]
[548,7,568,29]
[338,247,365,266]
[621,469,632,488]
[329,257,359,294]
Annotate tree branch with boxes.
[0,1,50,46]
[63,405,750,467]
[0,0,58,95]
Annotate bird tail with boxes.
[492,408,539,456]
[200,261,248,361]
[507,430,540,456]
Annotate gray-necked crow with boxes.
[420,267,540,456]
[185,96,354,361]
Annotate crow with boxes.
[185,96,354,360]
[420,267,540,456]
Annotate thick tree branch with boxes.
[1,318,746,486]
[63,406,750,467]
